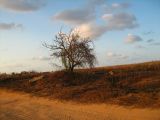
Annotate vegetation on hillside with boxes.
[0,61,160,108]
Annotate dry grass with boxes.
[0,61,160,108]
[0,89,160,120]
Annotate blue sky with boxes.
[0,0,160,73]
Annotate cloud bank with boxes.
[147,39,154,43]
[102,12,138,30]
[0,0,45,12]
[125,34,142,43]
[54,9,95,25]
[52,0,138,39]
[111,3,130,9]
[0,22,23,30]
[32,56,51,61]
[107,52,128,59]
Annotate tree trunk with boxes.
[69,66,74,72]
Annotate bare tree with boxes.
[43,29,96,72]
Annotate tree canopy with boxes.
[44,29,96,72]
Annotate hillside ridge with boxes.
[0,61,160,108]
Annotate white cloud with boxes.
[103,2,131,14]
[0,22,23,30]
[53,1,138,39]
[76,12,138,39]
[89,0,105,6]
[107,52,117,57]
[150,42,160,46]
[76,23,107,39]
[135,45,145,49]
[112,3,130,9]
[76,12,139,39]
[0,0,46,12]
[125,34,142,43]
[147,39,154,43]
[53,0,105,25]
[143,31,154,35]
[53,9,95,25]
[107,52,128,59]
[102,12,138,30]
[32,56,51,61]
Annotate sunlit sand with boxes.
[0,89,159,120]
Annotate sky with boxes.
[0,0,160,73]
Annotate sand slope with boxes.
[0,89,159,120]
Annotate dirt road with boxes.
[0,89,159,120]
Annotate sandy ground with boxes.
[0,89,160,120]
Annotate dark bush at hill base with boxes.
[0,61,160,108]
